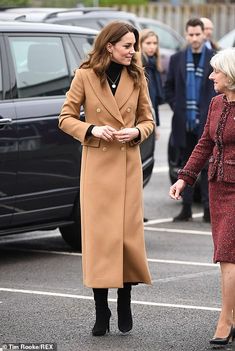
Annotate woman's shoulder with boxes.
[211,94,224,105]
[74,67,94,79]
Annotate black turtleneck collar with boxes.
[106,61,123,95]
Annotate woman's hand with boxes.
[113,128,139,143]
[91,125,116,141]
[155,127,160,140]
[169,179,187,200]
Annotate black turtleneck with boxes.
[86,61,124,137]
[106,61,123,95]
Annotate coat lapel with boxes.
[115,67,135,110]
[87,68,134,125]
[179,49,186,82]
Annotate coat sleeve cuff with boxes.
[178,169,198,186]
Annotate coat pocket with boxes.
[82,137,101,148]
[223,160,235,183]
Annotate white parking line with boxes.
[145,227,212,236]
[153,166,169,173]
[148,258,218,267]
[145,212,204,225]
[0,287,220,312]
[1,247,216,267]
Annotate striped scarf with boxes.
[186,45,206,132]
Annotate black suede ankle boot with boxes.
[92,288,111,336]
[117,283,133,333]
[173,204,192,222]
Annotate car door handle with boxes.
[0,118,12,125]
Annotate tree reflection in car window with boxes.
[8,36,71,98]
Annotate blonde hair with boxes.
[80,21,143,87]
[210,48,235,91]
[139,29,162,72]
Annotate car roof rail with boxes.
[44,7,118,20]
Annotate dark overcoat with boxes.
[165,47,216,148]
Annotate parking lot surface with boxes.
[0,105,231,351]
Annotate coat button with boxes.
[96,108,101,113]
[126,107,131,112]
[102,147,107,151]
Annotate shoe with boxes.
[203,207,211,223]
[117,284,133,333]
[209,326,233,345]
[92,308,111,336]
[173,204,192,222]
[92,288,111,336]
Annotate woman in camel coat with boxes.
[59,21,154,336]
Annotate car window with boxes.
[71,35,94,60]
[141,23,180,51]
[0,53,2,100]
[8,36,72,98]
[58,18,102,30]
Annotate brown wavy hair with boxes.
[80,21,143,87]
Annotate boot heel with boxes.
[92,308,111,336]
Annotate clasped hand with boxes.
[91,125,139,143]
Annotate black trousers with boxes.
[180,132,209,208]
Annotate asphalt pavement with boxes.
[0,105,234,351]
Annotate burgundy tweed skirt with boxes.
[209,180,235,263]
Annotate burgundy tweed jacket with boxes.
[178,94,235,185]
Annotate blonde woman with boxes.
[140,29,164,138]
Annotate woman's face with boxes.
[108,32,136,66]
[209,68,230,93]
[141,34,158,57]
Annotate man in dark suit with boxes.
[165,18,216,222]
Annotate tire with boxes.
[59,197,82,252]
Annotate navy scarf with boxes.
[186,45,206,132]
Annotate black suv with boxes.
[0,21,155,251]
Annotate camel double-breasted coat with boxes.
[59,67,154,288]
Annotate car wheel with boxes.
[59,197,82,252]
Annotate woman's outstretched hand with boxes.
[91,125,116,141]
[169,179,187,200]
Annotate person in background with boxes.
[140,29,164,140]
[165,18,216,222]
[169,48,235,347]
[200,17,220,51]
[59,21,154,337]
